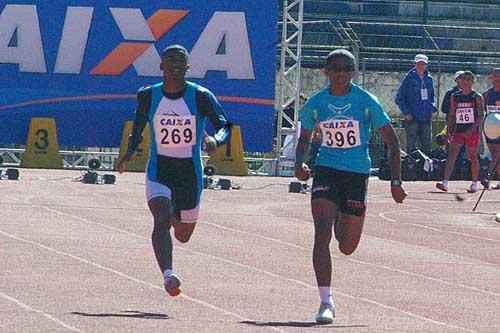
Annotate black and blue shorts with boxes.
[311,166,369,217]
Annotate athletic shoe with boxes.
[315,302,335,324]
[467,183,479,193]
[492,183,500,190]
[436,182,448,192]
[164,273,181,297]
[480,179,490,189]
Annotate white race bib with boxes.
[320,119,361,149]
[154,115,196,148]
[487,105,500,113]
[421,88,428,101]
[456,108,474,124]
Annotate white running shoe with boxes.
[467,183,479,193]
[164,273,181,297]
[436,182,448,192]
[315,302,335,324]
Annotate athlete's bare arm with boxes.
[294,127,314,181]
[378,124,407,203]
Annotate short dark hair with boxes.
[162,44,190,61]
[325,49,356,67]
[299,93,308,102]
[462,70,476,80]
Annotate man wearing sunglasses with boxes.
[294,49,407,324]
[436,70,484,193]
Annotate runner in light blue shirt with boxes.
[300,83,391,174]
[294,49,407,324]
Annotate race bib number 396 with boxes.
[154,115,196,148]
[320,119,361,148]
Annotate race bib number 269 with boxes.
[154,115,196,148]
[320,119,361,148]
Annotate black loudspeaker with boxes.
[203,165,216,176]
[88,158,101,170]
[289,182,303,193]
[0,155,3,165]
[218,178,231,190]
[83,172,98,184]
[103,174,116,184]
[6,169,19,180]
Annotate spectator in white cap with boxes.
[396,54,437,155]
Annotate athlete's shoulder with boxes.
[308,86,330,102]
[187,80,211,94]
[352,84,381,104]
[137,82,161,96]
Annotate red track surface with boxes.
[1,169,499,332]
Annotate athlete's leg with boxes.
[171,200,200,243]
[172,217,196,243]
[311,198,338,287]
[468,142,480,182]
[147,197,174,273]
[443,141,463,181]
[335,213,365,255]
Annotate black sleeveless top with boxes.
[452,90,479,133]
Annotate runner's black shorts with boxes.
[311,166,369,217]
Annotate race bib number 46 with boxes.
[154,115,196,148]
[456,108,475,124]
[320,119,361,148]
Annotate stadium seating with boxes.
[279,1,500,71]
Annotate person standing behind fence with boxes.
[396,54,437,155]
[482,68,500,189]
[436,70,484,193]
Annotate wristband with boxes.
[391,179,402,186]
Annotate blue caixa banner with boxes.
[0,1,278,152]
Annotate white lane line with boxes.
[380,211,500,243]
[0,229,285,333]
[0,290,81,332]
[285,209,500,268]
[199,219,500,297]
[26,206,479,332]
[20,202,285,333]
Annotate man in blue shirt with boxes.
[396,54,437,155]
[294,49,407,324]
[117,45,230,298]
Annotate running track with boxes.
[1,169,499,332]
